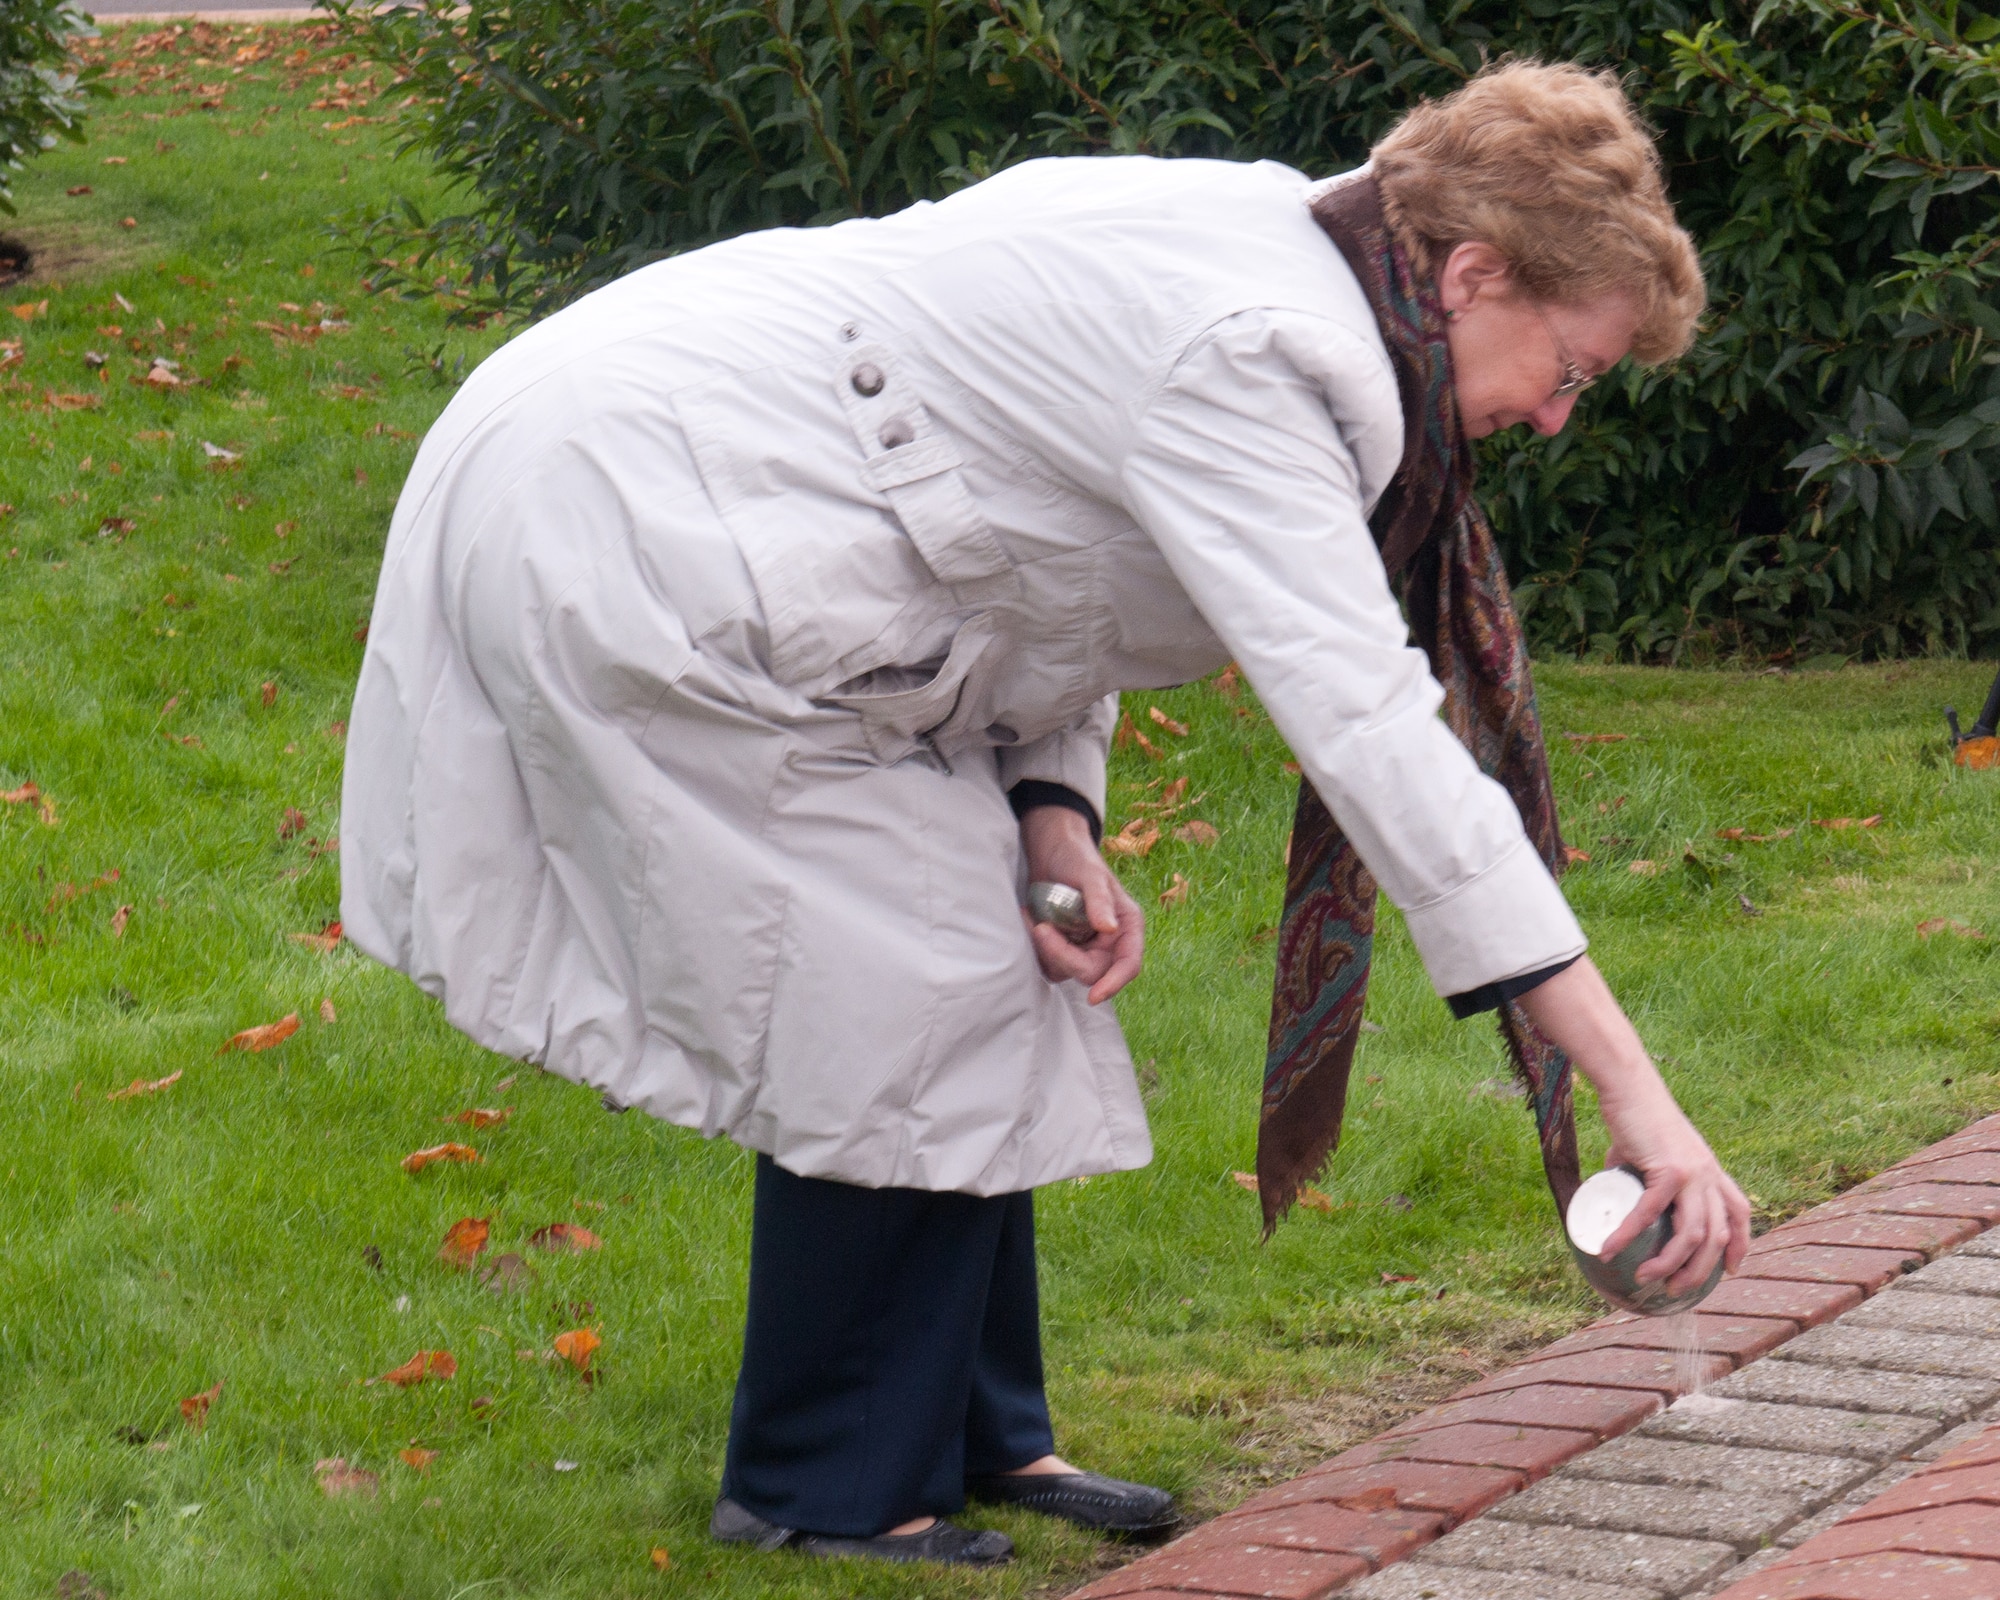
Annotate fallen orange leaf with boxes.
[1918,917,1986,940]
[1563,732,1629,745]
[436,1217,491,1269]
[552,1328,601,1373]
[107,1068,182,1102]
[110,904,132,937]
[1281,760,1301,776]
[1102,817,1160,858]
[1174,820,1219,846]
[377,1349,457,1388]
[529,1223,602,1254]
[1159,872,1190,906]
[1380,1272,1421,1284]
[1562,846,1592,865]
[1716,827,1795,843]
[398,1446,437,1472]
[179,1378,223,1430]
[402,1143,481,1174]
[315,1457,378,1498]
[261,681,277,708]
[441,1107,511,1129]
[1,781,58,826]
[1296,1185,1340,1214]
[1629,860,1660,876]
[319,997,337,1024]
[1334,1486,1399,1512]
[1148,706,1189,737]
[278,806,308,840]
[288,920,342,952]
[1213,663,1241,698]
[1956,735,1999,770]
[1814,815,1883,830]
[1231,1171,1260,1194]
[650,1547,672,1572]
[218,1013,299,1053]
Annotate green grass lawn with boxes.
[2,20,1998,1599]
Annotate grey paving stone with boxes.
[1413,1520,1735,1597]
[1486,1476,1804,1552]
[1776,1498,1855,1548]
[1951,1229,2000,1259]
[1345,1564,1661,1600]
[1914,1413,2000,1460]
[1636,1395,1938,1459]
[1556,1437,1873,1503]
[1835,1460,1921,1505]
[1774,1322,2000,1379]
[1900,1255,2000,1298]
[1841,1289,2000,1336]
[1705,1359,1998,1420]
[1692,1545,1790,1598]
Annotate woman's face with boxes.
[1438,240,1644,441]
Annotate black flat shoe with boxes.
[710,1498,1014,1567]
[966,1469,1179,1538]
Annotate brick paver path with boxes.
[1068,1113,2000,1600]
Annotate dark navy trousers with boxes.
[720,1155,1056,1537]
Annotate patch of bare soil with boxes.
[0,236,30,287]
[0,218,143,287]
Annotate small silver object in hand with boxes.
[1027,881,1094,946]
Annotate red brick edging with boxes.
[1066,1115,2000,1600]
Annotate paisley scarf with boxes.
[1255,174,1582,1235]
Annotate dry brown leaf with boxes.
[402,1143,481,1174]
[1814,814,1883,830]
[1158,872,1190,907]
[11,300,47,320]
[1174,820,1219,847]
[650,1547,672,1572]
[179,1379,223,1430]
[260,680,277,708]
[441,1107,510,1129]
[1716,827,1795,843]
[479,1253,534,1293]
[1333,1486,1399,1512]
[1296,1185,1338,1214]
[530,1223,603,1254]
[376,1349,457,1387]
[1380,1272,1421,1284]
[437,1217,491,1269]
[2,781,59,826]
[1955,735,1999,770]
[278,806,308,840]
[1562,846,1591,865]
[1231,1171,1260,1194]
[1102,817,1161,858]
[1628,860,1660,877]
[1148,706,1189,737]
[110,904,132,937]
[1213,663,1241,699]
[1281,759,1301,776]
[1918,917,1986,940]
[107,1068,181,1102]
[319,997,337,1024]
[315,1457,378,1498]
[218,1012,299,1053]
[552,1328,601,1373]
[398,1446,437,1472]
[288,920,342,952]
[1563,733,1630,745]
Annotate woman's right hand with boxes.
[1019,805,1145,1004]
[1515,958,1752,1295]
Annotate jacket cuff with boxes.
[1400,838,1588,998]
[1008,780,1102,844]
[1446,954,1582,1020]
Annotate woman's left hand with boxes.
[1019,805,1145,1004]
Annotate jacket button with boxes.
[879,417,914,449]
[850,363,885,397]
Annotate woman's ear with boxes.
[1437,240,1516,318]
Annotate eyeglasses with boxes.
[1534,304,1598,401]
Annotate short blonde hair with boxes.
[1370,59,1705,364]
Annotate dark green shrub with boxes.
[0,0,96,216]
[327,0,2000,661]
